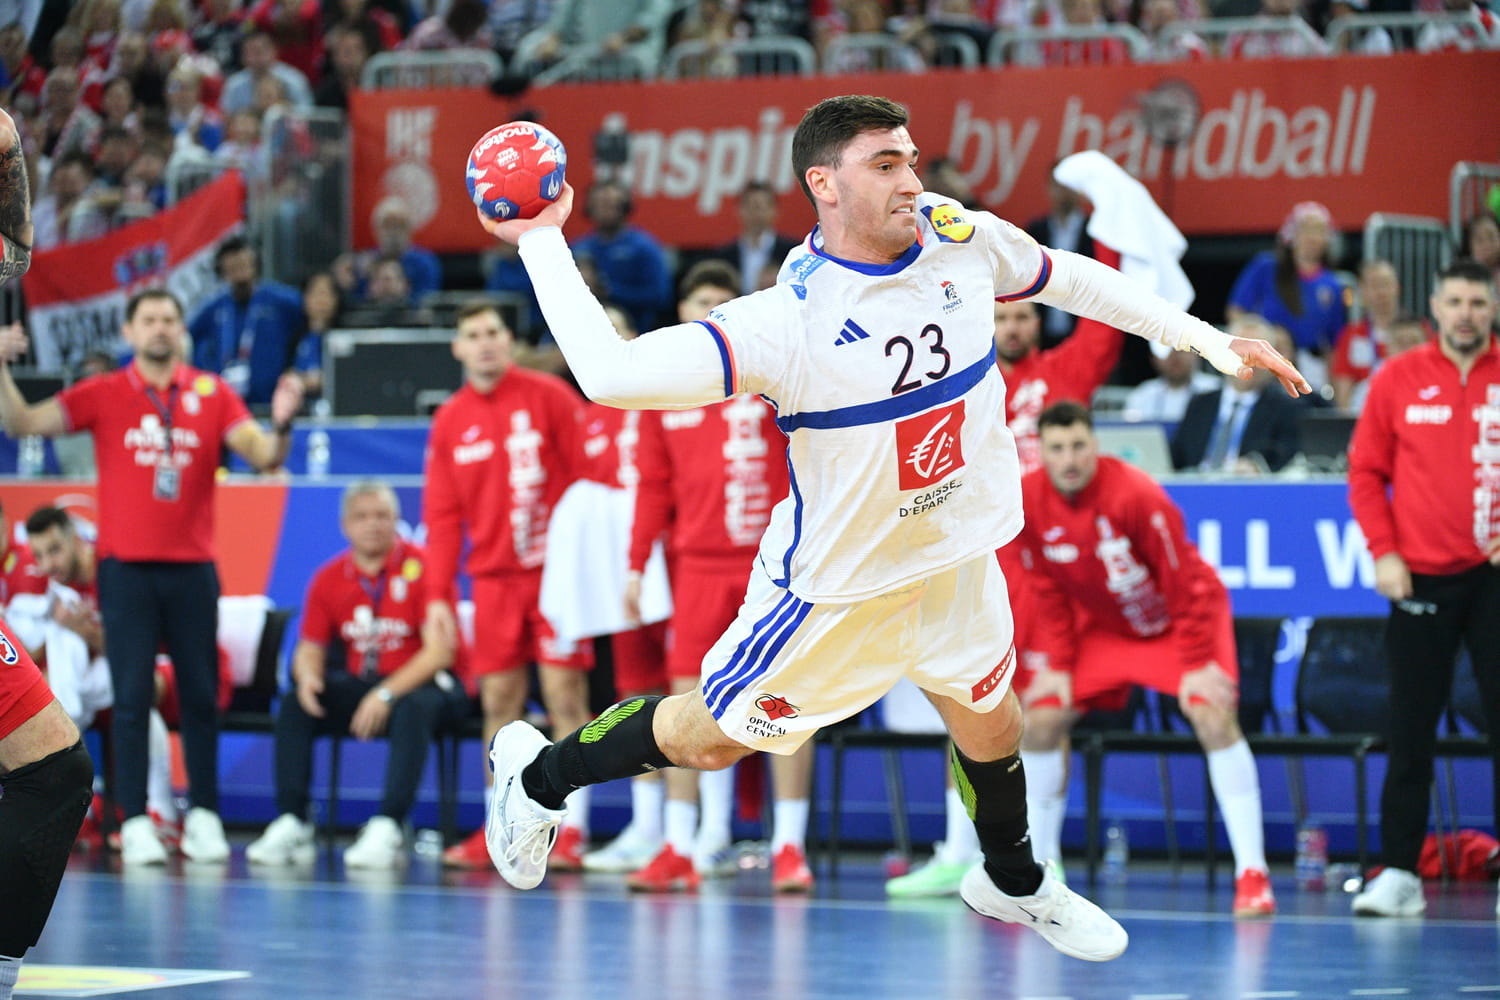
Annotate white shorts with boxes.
[698,553,1017,753]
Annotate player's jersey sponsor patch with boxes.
[895,400,966,490]
[922,204,974,244]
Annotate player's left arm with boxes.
[225,373,303,470]
[1129,482,1223,674]
[1032,249,1310,398]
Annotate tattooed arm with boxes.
[0,108,33,281]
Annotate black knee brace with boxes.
[0,740,94,955]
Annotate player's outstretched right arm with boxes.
[477,185,730,411]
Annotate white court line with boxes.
[1130,995,1191,1000]
[1459,988,1500,994]
[1349,990,1410,996]
[1243,992,1302,998]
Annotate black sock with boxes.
[521,696,674,810]
[951,745,1043,897]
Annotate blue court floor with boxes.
[22,845,1500,1000]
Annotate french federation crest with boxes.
[922,204,974,244]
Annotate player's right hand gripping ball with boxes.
[466,121,567,221]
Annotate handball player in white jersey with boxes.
[476,95,1309,962]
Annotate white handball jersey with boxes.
[693,194,1052,603]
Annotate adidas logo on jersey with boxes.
[834,318,871,346]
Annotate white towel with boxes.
[1053,150,1195,358]
[539,479,673,644]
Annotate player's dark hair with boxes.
[454,298,510,330]
[791,95,909,207]
[739,180,776,202]
[1037,400,1093,433]
[678,260,740,303]
[125,287,183,322]
[24,505,73,537]
[1437,257,1495,289]
[213,234,254,278]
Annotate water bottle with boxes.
[16,434,44,478]
[1102,820,1129,883]
[1294,820,1328,891]
[306,427,331,479]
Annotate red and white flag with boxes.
[20,172,246,373]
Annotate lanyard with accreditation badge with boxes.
[357,568,389,678]
[145,384,181,502]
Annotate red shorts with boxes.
[1018,610,1239,713]
[471,571,594,676]
[610,620,669,698]
[0,623,53,741]
[667,561,753,679]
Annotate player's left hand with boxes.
[350,690,391,740]
[270,371,305,426]
[1178,661,1237,712]
[1227,336,1312,398]
[476,182,576,245]
[1486,536,1500,566]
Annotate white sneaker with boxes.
[693,840,738,878]
[485,721,566,889]
[1352,867,1426,917]
[960,863,1128,962]
[120,814,168,866]
[344,815,406,870]
[582,825,663,873]
[180,808,231,863]
[246,814,316,866]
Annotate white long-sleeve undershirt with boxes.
[516,228,1244,411]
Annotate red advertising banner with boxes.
[349,51,1497,253]
[20,172,247,373]
[0,479,287,596]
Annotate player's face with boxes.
[1431,277,1498,357]
[993,300,1040,362]
[30,525,80,584]
[1360,264,1399,319]
[822,127,923,263]
[1039,421,1098,497]
[124,297,186,363]
[342,492,398,559]
[452,309,515,379]
[677,284,735,324]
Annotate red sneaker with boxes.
[74,796,104,852]
[442,829,492,870]
[771,844,814,893]
[550,826,585,872]
[1233,868,1277,918]
[627,845,701,893]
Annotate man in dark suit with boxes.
[1172,320,1303,473]
[684,181,801,295]
[1026,172,1094,350]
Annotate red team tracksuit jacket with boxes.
[628,396,789,676]
[1012,455,1235,709]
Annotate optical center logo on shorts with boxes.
[895,401,965,490]
[754,694,799,720]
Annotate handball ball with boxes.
[466,120,567,222]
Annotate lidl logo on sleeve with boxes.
[192,375,217,397]
[922,204,974,244]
